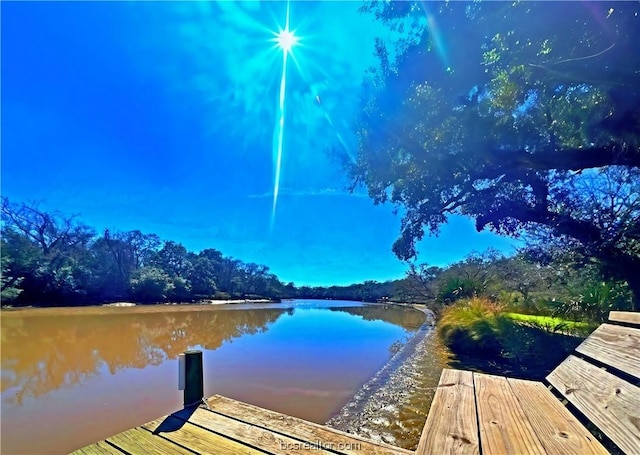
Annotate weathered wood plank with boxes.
[415,369,479,455]
[105,427,194,455]
[174,407,335,455]
[547,355,640,455]
[142,415,265,455]
[508,378,609,455]
[70,441,125,454]
[576,323,640,379]
[206,395,413,455]
[474,373,546,455]
[609,311,640,326]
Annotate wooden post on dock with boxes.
[179,350,203,407]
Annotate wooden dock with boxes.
[416,311,640,455]
[72,394,413,455]
[72,311,640,454]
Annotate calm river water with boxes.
[1,300,446,454]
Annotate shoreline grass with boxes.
[504,312,596,335]
[437,298,589,380]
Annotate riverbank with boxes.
[1,298,279,310]
[102,298,275,307]
[326,305,449,450]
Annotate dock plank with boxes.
[175,407,335,455]
[609,311,640,326]
[415,369,479,455]
[70,441,125,455]
[547,355,640,455]
[508,378,609,455]
[206,395,413,455]
[105,427,194,455]
[576,323,640,379]
[474,373,546,455]
[143,414,265,455]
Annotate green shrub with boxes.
[169,276,192,301]
[129,267,174,302]
[437,277,487,303]
[543,281,632,323]
[438,298,585,379]
[438,298,505,356]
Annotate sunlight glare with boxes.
[270,0,296,229]
[276,29,298,53]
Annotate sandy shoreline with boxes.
[102,299,275,307]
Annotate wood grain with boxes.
[609,311,640,326]
[70,393,412,455]
[474,373,546,455]
[206,395,413,455]
[176,407,336,455]
[70,441,125,454]
[576,323,640,379]
[143,415,264,455]
[508,378,609,455]
[415,369,479,455]
[547,355,640,455]
[105,427,194,455]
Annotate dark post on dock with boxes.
[179,350,203,407]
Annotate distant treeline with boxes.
[0,198,407,306]
[2,198,635,317]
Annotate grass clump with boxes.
[438,297,585,380]
[504,312,596,336]
[438,298,506,356]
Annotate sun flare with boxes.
[270,0,299,229]
[275,29,298,53]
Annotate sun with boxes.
[275,29,297,53]
[275,29,298,53]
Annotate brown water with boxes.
[327,321,452,449]
[1,300,431,454]
[327,306,452,450]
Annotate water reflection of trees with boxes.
[331,306,426,330]
[1,308,286,404]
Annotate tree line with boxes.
[0,197,410,306]
[1,196,635,317]
[1,198,288,305]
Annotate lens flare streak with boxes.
[420,0,451,71]
[272,44,288,225]
[270,1,295,228]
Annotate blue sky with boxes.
[1,1,519,286]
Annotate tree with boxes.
[129,267,174,302]
[219,257,243,295]
[150,241,192,278]
[1,198,291,305]
[1,198,95,304]
[239,262,270,296]
[397,263,443,302]
[84,229,162,300]
[1,242,23,303]
[264,273,285,298]
[349,2,640,306]
[198,248,224,280]
[188,255,218,296]
[101,230,136,295]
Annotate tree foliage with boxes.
[1,198,634,316]
[349,1,640,306]
[1,198,285,306]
